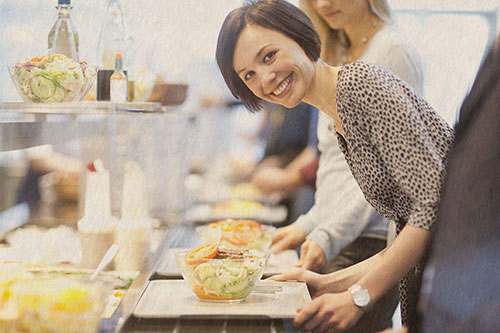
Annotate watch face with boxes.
[353,289,371,307]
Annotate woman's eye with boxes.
[264,51,276,63]
[244,71,255,81]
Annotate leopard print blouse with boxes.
[335,60,455,326]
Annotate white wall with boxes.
[389,0,499,124]
[0,0,498,125]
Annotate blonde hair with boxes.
[299,0,393,65]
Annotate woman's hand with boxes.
[297,239,327,272]
[269,268,327,298]
[250,166,302,195]
[270,225,307,253]
[294,291,364,332]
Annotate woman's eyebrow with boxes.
[237,44,271,75]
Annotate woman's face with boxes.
[311,0,369,30]
[233,24,315,109]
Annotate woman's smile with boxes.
[271,73,293,98]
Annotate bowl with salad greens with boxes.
[8,54,97,103]
[175,244,270,303]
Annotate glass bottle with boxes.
[96,0,127,70]
[48,0,79,61]
[110,50,128,103]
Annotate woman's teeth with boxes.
[273,75,291,96]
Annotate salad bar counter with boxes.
[0,101,305,332]
[117,224,307,333]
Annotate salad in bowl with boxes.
[175,244,269,302]
[8,54,97,103]
[196,219,275,251]
[10,276,111,333]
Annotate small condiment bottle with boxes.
[110,50,128,103]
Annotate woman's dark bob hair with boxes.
[216,0,321,111]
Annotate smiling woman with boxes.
[216,0,320,111]
[215,0,455,332]
[233,25,316,109]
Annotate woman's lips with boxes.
[325,10,341,18]
[271,74,293,98]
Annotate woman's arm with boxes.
[273,224,430,297]
[316,224,429,292]
[342,225,431,300]
[274,225,431,332]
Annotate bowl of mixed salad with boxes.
[196,219,275,251]
[175,244,269,302]
[10,277,112,333]
[8,54,97,103]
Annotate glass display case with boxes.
[0,101,190,332]
[0,102,300,332]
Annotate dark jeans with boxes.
[324,236,400,333]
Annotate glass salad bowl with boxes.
[10,276,112,333]
[175,244,270,303]
[8,54,97,103]
[196,219,276,251]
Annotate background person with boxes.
[244,101,319,225]
[414,34,500,333]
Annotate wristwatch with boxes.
[348,284,372,310]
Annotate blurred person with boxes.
[253,101,318,224]
[254,0,424,329]
[258,102,316,169]
[16,143,82,208]
[412,34,500,333]
[215,1,454,332]
[16,141,83,223]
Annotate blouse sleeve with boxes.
[341,63,452,230]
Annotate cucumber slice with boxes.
[15,67,29,85]
[46,86,66,102]
[30,76,56,99]
[205,277,224,293]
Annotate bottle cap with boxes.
[114,50,123,70]
[58,0,71,5]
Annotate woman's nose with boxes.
[261,69,277,88]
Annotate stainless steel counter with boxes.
[0,102,163,152]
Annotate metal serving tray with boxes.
[133,280,311,319]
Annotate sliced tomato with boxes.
[184,243,219,265]
[222,219,262,246]
[192,285,233,301]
